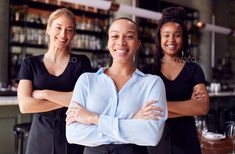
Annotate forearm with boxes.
[42,90,72,107]
[17,80,64,113]
[98,115,166,146]
[66,123,110,146]
[168,112,183,118]
[66,107,166,146]
[168,99,209,116]
[18,96,63,113]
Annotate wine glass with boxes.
[226,122,235,154]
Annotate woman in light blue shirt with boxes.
[66,17,168,154]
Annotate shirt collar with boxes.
[96,67,108,75]
[135,69,145,77]
[96,67,146,77]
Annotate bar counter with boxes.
[209,91,235,97]
[198,133,233,154]
[199,133,233,154]
[0,96,17,106]
[0,96,30,154]
[0,92,234,153]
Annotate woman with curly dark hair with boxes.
[143,7,209,154]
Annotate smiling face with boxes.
[160,22,183,57]
[47,14,75,50]
[108,19,140,64]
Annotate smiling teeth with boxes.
[115,50,127,54]
[57,38,66,42]
[167,45,176,48]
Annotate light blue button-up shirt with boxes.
[66,67,167,146]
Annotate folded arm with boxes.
[66,76,167,146]
[96,78,167,146]
[168,83,209,118]
[132,100,163,120]
[66,103,165,146]
[17,80,68,113]
[32,89,72,107]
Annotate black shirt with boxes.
[143,62,205,154]
[17,54,92,154]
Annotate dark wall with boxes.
[212,0,235,82]
[213,0,230,62]
[0,0,9,83]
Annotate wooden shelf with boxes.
[12,21,106,36]
[10,42,108,53]
[11,0,110,19]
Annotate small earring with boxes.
[181,50,184,57]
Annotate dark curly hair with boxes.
[153,7,192,74]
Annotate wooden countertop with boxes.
[199,133,233,154]
[0,96,18,106]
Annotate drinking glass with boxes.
[226,123,235,154]
[195,117,208,134]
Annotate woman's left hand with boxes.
[191,87,206,101]
[66,103,99,125]
[132,100,163,120]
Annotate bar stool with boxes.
[13,123,31,154]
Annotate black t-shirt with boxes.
[160,62,205,101]
[17,54,91,91]
[17,54,91,154]
[143,62,205,154]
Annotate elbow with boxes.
[150,121,166,146]
[144,134,161,146]
[19,105,28,114]
[150,128,165,146]
[200,107,209,116]
[66,133,73,144]
[66,126,74,144]
[18,99,31,114]
[201,97,210,115]
[194,108,209,116]
[201,99,210,115]
[148,138,160,146]
[66,124,85,145]
[196,101,210,116]
[18,104,28,114]
[142,123,165,146]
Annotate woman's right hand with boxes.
[66,103,99,125]
[132,100,163,120]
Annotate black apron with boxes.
[26,108,83,154]
[84,144,148,154]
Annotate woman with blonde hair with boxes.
[17,8,91,154]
